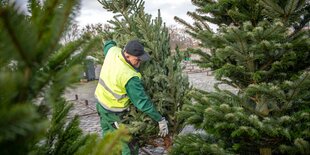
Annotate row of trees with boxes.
[0,0,193,154]
[64,23,196,64]
[1,0,194,154]
[168,25,198,49]
[1,0,309,154]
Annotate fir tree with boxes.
[172,0,310,154]
[0,0,128,154]
[98,0,191,147]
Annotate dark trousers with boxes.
[96,103,138,155]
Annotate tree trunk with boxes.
[259,148,272,155]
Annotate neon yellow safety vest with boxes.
[94,47,142,112]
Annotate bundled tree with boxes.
[0,0,128,154]
[171,0,310,154]
[98,0,190,147]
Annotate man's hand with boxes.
[158,117,168,137]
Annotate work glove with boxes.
[158,117,168,137]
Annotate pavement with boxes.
[64,72,238,155]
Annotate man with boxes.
[94,39,168,155]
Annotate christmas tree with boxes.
[98,0,191,147]
[171,0,310,154]
[0,0,128,154]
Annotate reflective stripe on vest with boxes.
[98,78,127,100]
[95,94,128,112]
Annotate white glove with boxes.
[158,117,168,137]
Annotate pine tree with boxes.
[171,0,310,154]
[98,0,191,147]
[0,0,128,154]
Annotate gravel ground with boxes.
[187,72,237,92]
[64,72,237,155]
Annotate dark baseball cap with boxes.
[124,40,150,61]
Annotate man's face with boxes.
[124,52,141,68]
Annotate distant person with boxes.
[94,39,168,155]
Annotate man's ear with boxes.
[123,52,130,58]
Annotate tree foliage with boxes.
[98,0,191,146]
[172,0,310,154]
[0,0,128,154]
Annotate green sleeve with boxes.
[103,40,117,56]
[125,77,162,122]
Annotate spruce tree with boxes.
[98,0,190,147]
[171,0,310,154]
[0,0,128,154]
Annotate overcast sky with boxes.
[15,0,196,28]
[77,0,196,27]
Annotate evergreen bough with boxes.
[172,0,310,154]
[98,0,191,147]
[0,0,128,154]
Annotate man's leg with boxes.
[128,139,139,155]
[96,103,132,155]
